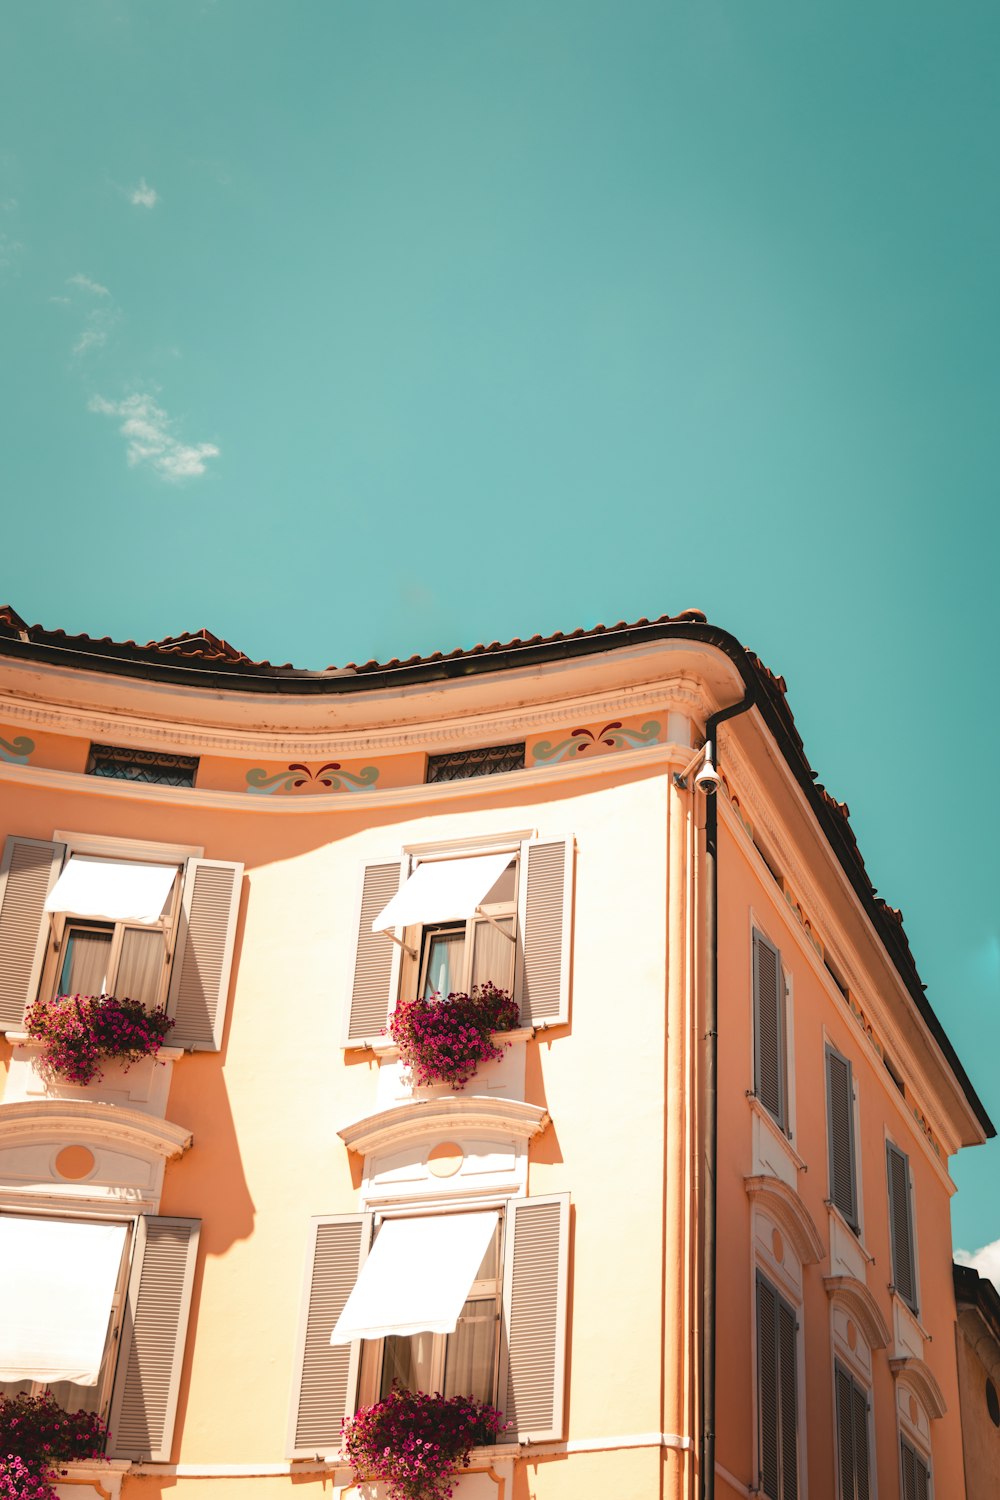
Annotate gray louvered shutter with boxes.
[826,1047,858,1230]
[852,1376,870,1500]
[501,1193,569,1442]
[287,1214,371,1458]
[753,930,786,1131]
[835,1363,855,1500]
[757,1273,780,1500]
[107,1216,200,1462]
[514,838,573,1027]
[343,861,404,1046]
[914,1450,930,1500]
[166,858,243,1050]
[776,1295,798,1500]
[900,1437,929,1500]
[886,1143,917,1312]
[0,837,65,1029]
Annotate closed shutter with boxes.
[344,861,404,1046]
[287,1214,371,1458]
[500,1193,569,1443]
[901,1437,931,1500]
[886,1143,917,1312]
[753,930,786,1131]
[826,1047,859,1230]
[167,858,243,1050]
[107,1216,200,1462]
[756,1271,797,1500]
[514,838,573,1027]
[835,1362,870,1500]
[0,837,65,1029]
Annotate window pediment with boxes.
[824,1274,891,1350]
[745,1173,824,1265]
[339,1096,549,1157]
[890,1355,948,1420]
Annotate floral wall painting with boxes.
[245,761,380,794]
[530,719,662,765]
[0,732,34,766]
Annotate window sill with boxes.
[5,1032,184,1061]
[747,1093,807,1171]
[825,1201,874,1263]
[370,1027,535,1061]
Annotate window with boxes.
[0,834,244,1051]
[756,1270,798,1500]
[86,743,199,788]
[900,1435,931,1500]
[288,1195,570,1457]
[753,929,789,1133]
[835,1361,871,1500]
[343,837,573,1045]
[0,1210,200,1461]
[826,1045,859,1232]
[425,743,526,784]
[886,1142,918,1314]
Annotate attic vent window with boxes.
[86,743,199,788]
[425,742,525,784]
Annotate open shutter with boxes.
[514,838,573,1028]
[886,1143,917,1312]
[500,1192,569,1443]
[343,861,404,1046]
[753,930,786,1131]
[287,1213,371,1458]
[0,837,65,1029]
[826,1047,858,1230]
[107,1216,199,1462]
[167,858,243,1050]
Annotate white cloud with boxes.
[955,1238,1000,1291]
[89,392,220,480]
[0,233,23,272]
[49,295,71,305]
[130,178,158,208]
[69,273,110,297]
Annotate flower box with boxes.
[4,1035,182,1119]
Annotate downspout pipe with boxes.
[699,687,756,1500]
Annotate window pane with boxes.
[116,928,166,1007]
[444,1298,496,1404]
[58,927,112,997]
[423,930,464,998]
[470,917,515,993]
[380,1332,435,1398]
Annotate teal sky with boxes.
[2,3,998,1250]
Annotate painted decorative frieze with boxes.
[530,717,662,765]
[0,731,33,765]
[245,761,380,794]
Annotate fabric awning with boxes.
[372,853,513,934]
[330,1211,497,1345]
[44,856,177,924]
[0,1216,128,1384]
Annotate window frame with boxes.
[0,1207,137,1428]
[397,846,521,1007]
[356,1207,505,1413]
[38,832,202,1016]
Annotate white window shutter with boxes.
[0,837,65,1030]
[287,1213,372,1458]
[886,1143,917,1312]
[167,858,243,1051]
[107,1216,200,1462]
[500,1193,569,1443]
[343,860,404,1046]
[753,930,786,1131]
[826,1046,858,1230]
[514,838,573,1027]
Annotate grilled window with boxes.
[86,744,199,788]
[425,743,525,784]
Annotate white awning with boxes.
[372,853,513,933]
[330,1211,497,1345]
[0,1216,128,1384]
[44,856,177,925]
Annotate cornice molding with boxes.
[889,1356,948,1420]
[745,1174,825,1265]
[338,1096,550,1156]
[0,739,684,813]
[824,1275,891,1349]
[0,679,709,758]
[0,1099,192,1158]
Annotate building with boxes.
[0,604,992,1500]
[953,1263,1000,1499]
